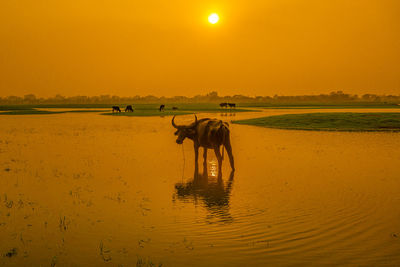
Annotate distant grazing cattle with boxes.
[172,107,178,110]
[228,103,236,108]
[219,102,228,108]
[125,105,134,112]
[159,104,165,112]
[112,106,121,113]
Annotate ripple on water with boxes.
[1,111,400,266]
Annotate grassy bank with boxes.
[233,112,400,132]
[2,102,398,117]
[240,102,400,109]
[0,103,252,116]
[101,110,194,117]
[99,103,252,116]
[101,107,250,117]
[0,109,106,115]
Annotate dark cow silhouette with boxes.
[172,115,235,177]
[159,104,165,112]
[112,106,121,113]
[125,105,134,112]
[219,102,228,108]
[172,107,178,110]
[228,103,236,108]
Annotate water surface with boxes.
[0,110,399,266]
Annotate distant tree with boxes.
[54,94,66,103]
[24,94,36,103]
[207,91,218,98]
[3,91,400,105]
[143,95,158,103]
[7,96,23,104]
[99,95,111,103]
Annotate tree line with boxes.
[1,91,399,105]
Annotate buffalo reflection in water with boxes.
[174,171,235,223]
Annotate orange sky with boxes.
[0,0,399,97]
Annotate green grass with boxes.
[100,103,252,116]
[239,102,400,109]
[0,109,61,115]
[0,103,253,116]
[4,102,398,117]
[0,109,105,115]
[233,112,400,132]
[102,110,194,117]
[101,106,251,117]
[0,104,109,110]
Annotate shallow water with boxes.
[0,110,400,266]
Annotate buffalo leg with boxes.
[225,140,235,171]
[194,143,199,177]
[214,146,223,179]
[203,148,208,177]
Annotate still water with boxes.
[0,110,400,266]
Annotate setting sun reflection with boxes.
[209,159,218,177]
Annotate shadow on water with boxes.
[174,170,235,223]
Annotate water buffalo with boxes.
[172,107,178,110]
[112,106,121,113]
[228,103,236,108]
[219,102,228,108]
[125,105,134,112]
[159,104,165,112]
[172,115,235,177]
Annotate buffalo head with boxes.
[172,115,198,144]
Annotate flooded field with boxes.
[1,110,400,266]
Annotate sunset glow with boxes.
[1,1,399,97]
[1,1,400,266]
[208,13,219,24]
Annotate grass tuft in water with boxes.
[4,248,17,258]
[136,256,162,267]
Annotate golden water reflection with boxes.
[174,171,235,224]
[0,110,400,266]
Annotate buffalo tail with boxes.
[217,121,229,161]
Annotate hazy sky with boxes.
[1,0,399,97]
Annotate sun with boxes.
[208,13,219,24]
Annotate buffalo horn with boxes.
[171,115,179,129]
